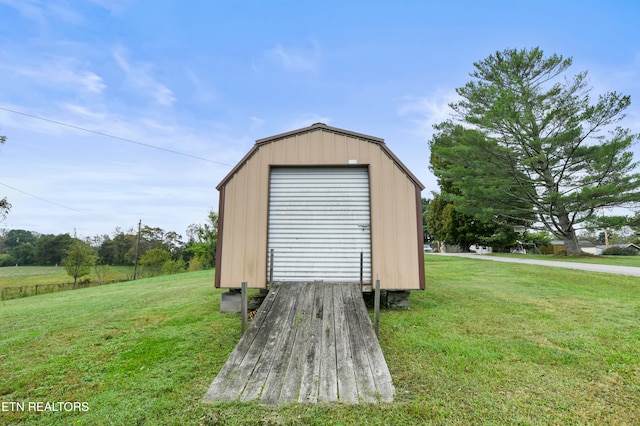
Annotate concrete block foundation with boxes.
[220,290,242,313]
[386,290,411,309]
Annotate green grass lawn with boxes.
[1,258,638,425]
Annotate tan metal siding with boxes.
[368,148,421,289]
[216,127,422,290]
[218,148,269,288]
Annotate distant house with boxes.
[548,240,596,255]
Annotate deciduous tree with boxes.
[185,210,218,269]
[12,242,35,265]
[98,230,136,265]
[35,233,73,265]
[63,239,97,288]
[138,248,171,277]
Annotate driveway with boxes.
[433,253,640,278]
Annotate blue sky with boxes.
[1,0,639,238]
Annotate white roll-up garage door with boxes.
[268,167,372,283]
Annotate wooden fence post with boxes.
[374,279,381,337]
[241,282,248,334]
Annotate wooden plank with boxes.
[318,283,338,402]
[215,307,280,400]
[239,283,303,401]
[350,284,395,402]
[260,284,308,404]
[240,284,298,401]
[279,283,317,403]
[342,284,378,402]
[298,282,325,403]
[202,284,281,402]
[333,283,358,403]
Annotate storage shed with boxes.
[215,123,425,291]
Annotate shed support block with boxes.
[386,290,411,309]
[220,289,242,313]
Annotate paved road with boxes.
[433,253,640,277]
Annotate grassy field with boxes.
[0,257,638,425]
[0,265,134,287]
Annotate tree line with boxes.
[0,211,218,283]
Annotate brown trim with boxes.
[416,186,426,290]
[366,164,374,286]
[265,165,273,286]
[216,144,261,190]
[214,186,226,288]
[379,144,425,190]
[255,122,385,145]
[267,163,370,169]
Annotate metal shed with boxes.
[215,123,425,291]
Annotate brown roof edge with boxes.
[216,144,260,190]
[214,186,226,288]
[255,122,385,145]
[379,144,425,190]
[415,186,426,290]
[217,122,424,190]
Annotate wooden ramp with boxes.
[203,282,394,404]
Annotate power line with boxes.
[0,106,234,167]
[0,182,95,215]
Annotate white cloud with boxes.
[0,0,87,28]
[250,116,265,129]
[153,86,176,107]
[396,89,459,140]
[281,113,333,132]
[267,42,322,72]
[184,68,217,104]
[0,0,47,27]
[60,103,106,120]
[113,49,176,106]
[2,57,106,94]
[46,1,84,25]
[85,0,129,14]
[82,71,107,93]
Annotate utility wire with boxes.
[0,106,234,167]
[0,182,95,215]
